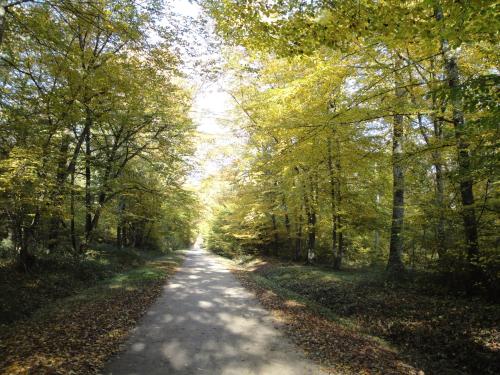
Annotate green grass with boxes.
[262,264,382,284]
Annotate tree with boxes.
[200,0,498,289]
[0,0,197,269]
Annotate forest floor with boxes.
[228,256,500,375]
[0,247,184,374]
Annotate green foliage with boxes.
[0,0,198,268]
[201,0,499,291]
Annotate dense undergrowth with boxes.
[233,256,500,375]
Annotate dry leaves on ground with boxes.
[231,267,420,375]
[0,257,181,375]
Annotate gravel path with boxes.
[103,247,326,375]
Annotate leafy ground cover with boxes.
[229,257,500,375]
[0,249,184,374]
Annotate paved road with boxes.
[103,247,325,375]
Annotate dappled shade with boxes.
[104,248,324,375]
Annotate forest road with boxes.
[103,246,326,375]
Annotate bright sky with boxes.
[169,0,238,187]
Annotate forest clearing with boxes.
[0,1,498,374]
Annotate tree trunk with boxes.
[282,196,292,252]
[327,137,338,265]
[433,134,447,259]
[304,176,316,264]
[18,234,35,271]
[334,138,344,269]
[70,170,77,252]
[446,55,479,267]
[387,59,406,275]
[116,198,125,249]
[271,213,279,256]
[295,213,303,261]
[84,109,92,248]
[307,208,316,264]
[430,58,448,260]
[48,130,72,250]
[373,229,380,261]
[17,212,39,272]
[436,6,479,281]
[0,3,6,47]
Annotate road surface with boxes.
[104,247,325,375]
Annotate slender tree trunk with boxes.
[372,192,381,263]
[334,138,344,269]
[373,229,380,260]
[17,212,39,271]
[436,6,479,280]
[293,167,303,261]
[0,2,6,47]
[48,131,72,250]
[271,213,279,256]
[117,198,125,249]
[387,59,406,275]
[446,56,479,267]
[294,212,303,261]
[19,229,33,271]
[307,207,316,264]
[70,170,77,252]
[433,122,447,259]
[327,137,338,264]
[417,111,447,260]
[430,59,448,260]
[282,196,292,252]
[304,176,316,264]
[84,109,92,248]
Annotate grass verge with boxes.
[0,250,184,375]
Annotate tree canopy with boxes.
[0,0,197,269]
[199,0,499,291]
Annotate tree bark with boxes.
[116,198,125,249]
[334,141,344,269]
[327,137,338,265]
[306,207,316,264]
[445,55,479,265]
[430,58,447,260]
[304,176,316,264]
[433,117,447,259]
[270,213,279,256]
[84,109,93,249]
[294,212,303,261]
[48,130,72,250]
[17,212,39,271]
[387,59,406,275]
[282,196,292,252]
[0,2,6,47]
[436,6,479,280]
[70,169,77,252]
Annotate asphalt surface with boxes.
[103,247,326,375]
